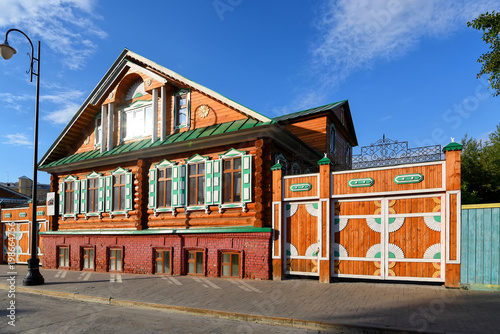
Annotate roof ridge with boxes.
[272,100,347,120]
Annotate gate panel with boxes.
[332,195,444,282]
[285,202,320,276]
[332,200,383,278]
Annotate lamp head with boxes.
[0,39,17,60]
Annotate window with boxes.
[330,123,336,154]
[106,168,133,214]
[59,175,79,217]
[187,250,204,275]
[95,116,102,146]
[221,252,240,277]
[59,247,69,267]
[109,248,122,271]
[156,250,171,274]
[87,178,99,213]
[64,181,75,214]
[122,104,153,140]
[223,157,242,203]
[157,167,173,208]
[346,143,351,166]
[83,248,94,270]
[113,174,126,211]
[188,162,205,206]
[174,89,190,129]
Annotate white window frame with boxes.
[58,175,79,220]
[120,100,153,141]
[149,160,177,215]
[174,89,190,130]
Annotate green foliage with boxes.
[461,124,500,204]
[467,11,500,96]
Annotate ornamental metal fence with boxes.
[351,135,443,170]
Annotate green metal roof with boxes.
[272,100,346,122]
[40,118,273,168]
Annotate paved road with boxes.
[1,293,333,334]
[2,264,500,333]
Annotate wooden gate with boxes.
[284,202,321,276]
[332,195,444,282]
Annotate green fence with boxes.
[461,204,500,290]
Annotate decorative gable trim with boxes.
[219,148,246,159]
[185,154,209,164]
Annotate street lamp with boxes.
[0,29,44,286]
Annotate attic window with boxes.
[121,101,153,140]
[174,89,190,130]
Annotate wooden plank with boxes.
[468,209,477,283]
[476,209,484,284]
[492,208,500,285]
[483,208,493,285]
[460,209,469,283]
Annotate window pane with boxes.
[110,250,115,270]
[120,186,126,210]
[164,251,170,273]
[222,264,230,277]
[113,185,120,210]
[197,176,205,205]
[179,97,186,106]
[145,106,153,135]
[156,260,162,274]
[179,107,187,124]
[222,253,230,263]
[166,167,172,178]
[188,164,196,175]
[166,180,172,207]
[84,252,88,268]
[233,157,241,170]
[224,160,231,170]
[198,163,205,174]
[196,252,203,274]
[223,174,231,203]
[233,171,241,202]
[116,250,122,271]
[90,249,94,269]
[158,180,165,207]
[188,178,196,206]
[231,254,239,277]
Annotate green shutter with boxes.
[74,180,80,214]
[172,165,180,207]
[179,165,186,206]
[213,160,221,205]
[58,181,65,215]
[98,176,105,213]
[80,179,87,214]
[105,175,112,212]
[125,172,133,211]
[149,168,156,209]
[205,161,213,205]
[242,154,252,203]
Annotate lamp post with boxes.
[0,29,44,286]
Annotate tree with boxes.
[467,11,500,96]
[461,124,500,204]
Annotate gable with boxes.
[40,49,272,168]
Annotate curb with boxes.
[0,284,440,334]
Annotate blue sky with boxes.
[0,0,499,185]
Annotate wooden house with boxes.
[37,49,356,279]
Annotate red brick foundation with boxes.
[41,232,272,280]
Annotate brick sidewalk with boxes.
[1,264,499,333]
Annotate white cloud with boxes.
[3,133,32,146]
[0,0,106,70]
[40,88,84,125]
[312,0,500,82]
[42,102,80,125]
[0,92,32,112]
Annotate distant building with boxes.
[0,176,50,205]
[0,184,30,208]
